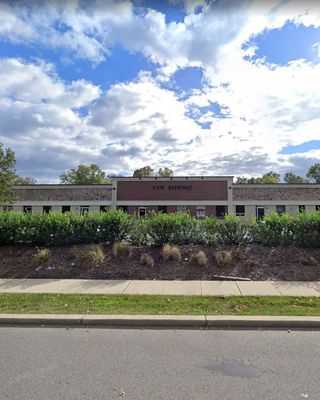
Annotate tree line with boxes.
[1,142,320,203]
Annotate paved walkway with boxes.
[1,279,320,296]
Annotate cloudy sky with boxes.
[1,0,320,182]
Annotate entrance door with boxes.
[138,207,147,218]
[256,206,265,220]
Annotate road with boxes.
[0,326,319,399]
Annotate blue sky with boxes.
[0,0,320,182]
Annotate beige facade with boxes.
[2,179,320,219]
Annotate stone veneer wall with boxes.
[233,186,320,201]
[13,187,112,202]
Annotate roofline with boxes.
[233,183,320,188]
[13,184,112,189]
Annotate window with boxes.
[80,206,89,216]
[158,206,167,213]
[276,205,286,214]
[138,207,147,218]
[100,205,109,212]
[3,206,13,211]
[177,205,187,213]
[235,205,245,216]
[62,206,71,213]
[299,205,305,213]
[43,206,52,214]
[256,206,265,220]
[216,206,226,218]
[316,205,320,211]
[23,206,32,213]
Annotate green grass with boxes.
[0,294,320,316]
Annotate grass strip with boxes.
[0,294,320,316]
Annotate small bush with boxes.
[77,245,105,266]
[215,250,233,266]
[191,250,208,267]
[162,244,181,262]
[34,248,51,264]
[218,214,251,245]
[112,242,131,259]
[140,253,155,267]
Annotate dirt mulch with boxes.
[0,244,320,281]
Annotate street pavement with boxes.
[0,327,319,399]
[1,278,320,296]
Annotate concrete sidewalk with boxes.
[1,279,320,296]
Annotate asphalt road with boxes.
[0,327,319,400]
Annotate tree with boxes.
[157,167,173,177]
[60,164,107,184]
[306,163,320,183]
[283,172,306,184]
[257,171,281,184]
[235,172,280,184]
[133,166,154,178]
[14,176,37,185]
[0,143,16,203]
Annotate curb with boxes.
[1,314,320,328]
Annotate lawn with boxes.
[0,293,320,316]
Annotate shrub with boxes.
[146,212,202,245]
[76,245,105,267]
[34,248,51,264]
[112,242,131,259]
[162,244,181,262]
[291,211,320,248]
[0,210,132,246]
[203,217,219,245]
[140,253,155,267]
[217,214,251,245]
[252,213,294,246]
[215,250,233,266]
[127,218,149,245]
[191,250,208,267]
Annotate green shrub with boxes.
[112,242,131,259]
[145,212,202,245]
[0,210,131,246]
[252,213,294,246]
[127,218,149,245]
[217,214,251,245]
[203,217,219,245]
[291,211,320,247]
[34,248,51,264]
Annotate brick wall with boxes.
[13,186,112,202]
[233,186,320,201]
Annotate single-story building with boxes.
[3,176,320,220]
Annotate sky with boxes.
[0,0,320,182]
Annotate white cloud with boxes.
[1,1,320,181]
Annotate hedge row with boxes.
[1,210,320,247]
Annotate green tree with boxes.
[60,164,107,184]
[257,171,280,184]
[283,172,306,184]
[157,167,173,177]
[133,166,154,177]
[0,143,16,203]
[14,176,37,185]
[306,163,320,183]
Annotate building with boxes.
[2,176,320,220]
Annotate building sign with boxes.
[152,185,192,191]
[116,180,228,201]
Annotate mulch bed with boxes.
[1,244,320,281]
